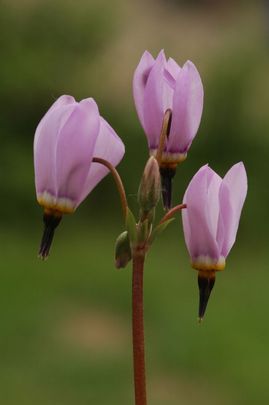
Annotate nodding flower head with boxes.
[133,50,204,209]
[34,95,125,259]
[182,162,247,320]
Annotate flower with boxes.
[34,95,125,259]
[133,50,204,209]
[181,163,247,320]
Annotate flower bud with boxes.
[138,157,161,213]
[115,231,132,269]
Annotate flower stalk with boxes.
[155,108,172,166]
[159,203,186,224]
[92,157,128,220]
[132,249,147,405]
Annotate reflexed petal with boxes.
[34,95,75,148]
[182,165,220,261]
[163,58,181,94]
[45,95,75,114]
[143,50,167,149]
[166,57,181,82]
[168,60,204,153]
[219,162,248,256]
[207,170,222,238]
[78,117,125,205]
[162,58,177,120]
[34,102,76,196]
[55,98,100,205]
[133,51,155,130]
[216,182,230,255]
[164,68,176,90]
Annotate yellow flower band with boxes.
[191,255,226,272]
[37,191,76,215]
[150,149,187,166]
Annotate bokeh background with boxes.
[1,0,269,404]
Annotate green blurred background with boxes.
[1,0,268,403]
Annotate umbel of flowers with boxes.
[33,51,247,405]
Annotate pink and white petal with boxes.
[34,103,76,196]
[164,69,176,90]
[34,95,75,149]
[206,170,222,238]
[162,61,177,118]
[182,165,220,261]
[219,162,248,256]
[55,98,100,205]
[143,50,167,149]
[78,117,125,205]
[166,57,181,81]
[168,60,204,153]
[217,182,232,256]
[133,51,155,130]
[47,94,75,113]
[164,58,181,91]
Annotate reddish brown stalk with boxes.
[155,109,172,166]
[159,203,187,224]
[92,157,128,219]
[132,251,147,405]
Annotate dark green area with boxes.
[0,225,268,404]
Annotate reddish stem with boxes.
[155,109,172,166]
[132,251,147,405]
[159,203,187,224]
[92,157,128,219]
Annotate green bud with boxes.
[138,157,161,213]
[137,218,150,245]
[114,231,132,269]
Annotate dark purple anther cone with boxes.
[198,271,216,321]
[38,213,62,260]
[160,166,176,210]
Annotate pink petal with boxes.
[78,117,125,205]
[218,162,248,256]
[34,95,75,152]
[143,50,167,150]
[46,94,75,113]
[207,169,222,238]
[133,51,155,131]
[168,60,204,153]
[162,58,177,121]
[55,98,100,205]
[182,165,220,261]
[166,58,181,86]
[34,100,76,196]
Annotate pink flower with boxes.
[133,50,204,164]
[182,163,247,319]
[133,50,204,209]
[34,95,125,258]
